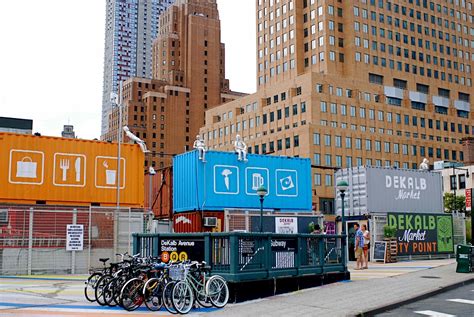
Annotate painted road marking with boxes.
[0,301,219,313]
[446,298,474,305]
[414,310,456,317]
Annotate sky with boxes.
[0,0,256,139]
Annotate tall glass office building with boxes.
[101,0,174,136]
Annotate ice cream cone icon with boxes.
[221,169,232,190]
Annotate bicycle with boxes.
[169,261,229,314]
[84,253,128,302]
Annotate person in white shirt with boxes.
[362,224,370,269]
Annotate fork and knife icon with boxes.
[59,157,81,182]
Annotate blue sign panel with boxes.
[173,150,312,212]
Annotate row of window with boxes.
[313,138,464,161]
[319,101,472,134]
[354,52,472,87]
[206,102,307,141]
[246,135,300,155]
[354,2,472,30]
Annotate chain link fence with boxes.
[0,206,144,275]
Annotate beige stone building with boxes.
[200,0,474,213]
[102,0,244,169]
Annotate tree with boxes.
[443,193,466,213]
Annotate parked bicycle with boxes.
[84,255,229,314]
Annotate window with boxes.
[325,174,333,187]
[314,153,321,165]
[294,135,299,147]
[365,139,372,151]
[393,78,408,89]
[369,73,384,84]
[335,155,342,167]
[325,134,331,146]
[335,135,342,147]
[314,174,321,186]
[313,133,320,145]
[345,137,352,149]
[325,154,332,166]
[450,175,457,190]
[459,175,466,189]
[375,141,381,152]
[387,97,402,107]
[320,101,327,112]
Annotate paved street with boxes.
[378,283,474,317]
[205,261,473,317]
[0,259,469,316]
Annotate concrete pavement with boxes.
[0,259,471,316]
[205,260,474,317]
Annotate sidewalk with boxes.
[205,260,474,317]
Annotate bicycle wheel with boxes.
[143,278,163,311]
[195,284,213,308]
[206,275,229,308]
[162,281,178,314]
[95,274,112,306]
[84,272,101,302]
[112,275,129,307]
[172,281,194,314]
[120,278,145,311]
[103,277,118,307]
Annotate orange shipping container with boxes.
[0,132,144,207]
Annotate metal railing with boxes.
[133,232,346,283]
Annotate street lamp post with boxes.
[257,186,267,233]
[337,180,349,269]
[148,167,157,212]
[110,80,124,211]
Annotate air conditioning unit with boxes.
[203,217,217,227]
[0,210,8,223]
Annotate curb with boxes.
[357,276,474,316]
[0,275,86,281]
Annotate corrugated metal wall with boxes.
[173,211,225,233]
[0,132,144,207]
[145,167,173,219]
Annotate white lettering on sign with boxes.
[66,224,84,251]
[385,175,427,201]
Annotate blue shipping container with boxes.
[173,150,312,212]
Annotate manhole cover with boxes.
[420,276,441,279]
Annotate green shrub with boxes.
[383,225,397,238]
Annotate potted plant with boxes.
[383,225,398,263]
[308,221,315,233]
[383,225,397,239]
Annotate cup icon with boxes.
[106,170,117,185]
[252,173,264,190]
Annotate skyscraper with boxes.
[102,0,244,169]
[200,0,473,213]
[101,0,174,136]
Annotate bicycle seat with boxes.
[99,258,110,264]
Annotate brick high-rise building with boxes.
[101,0,175,135]
[103,0,244,169]
[200,0,473,213]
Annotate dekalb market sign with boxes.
[387,213,454,256]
